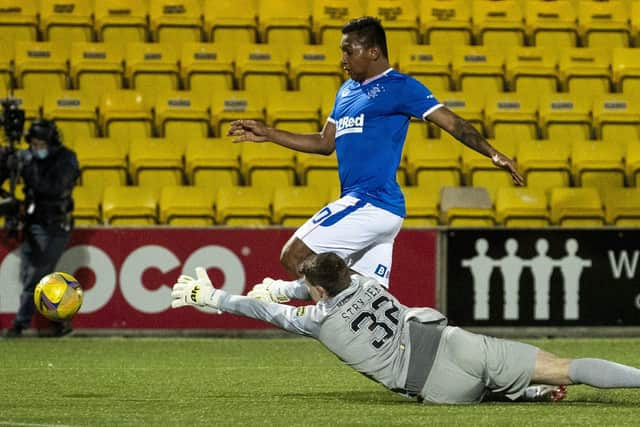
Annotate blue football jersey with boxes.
[329,69,442,217]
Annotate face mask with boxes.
[33,148,49,160]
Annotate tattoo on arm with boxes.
[450,117,494,158]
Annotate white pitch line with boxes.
[0,421,77,427]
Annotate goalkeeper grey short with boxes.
[419,326,539,404]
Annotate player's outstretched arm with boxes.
[227,119,336,155]
[427,106,524,186]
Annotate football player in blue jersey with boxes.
[228,16,524,303]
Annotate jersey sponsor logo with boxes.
[295,306,307,317]
[375,264,389,279]
[335,113,365,137]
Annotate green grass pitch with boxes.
[1,337,639,426]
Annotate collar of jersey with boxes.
[358,67,394,86]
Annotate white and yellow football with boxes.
[34,272,83,321]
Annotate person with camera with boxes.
[1,119,79,338]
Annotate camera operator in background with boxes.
[2,119,79,338]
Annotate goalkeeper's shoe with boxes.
[522,384,567,402]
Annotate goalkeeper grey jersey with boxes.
[216,275,446,396]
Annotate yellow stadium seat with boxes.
[312,0,365,46]
[185,138,242,191]
[159,185,215,226]
[440,186,495,226]
[148,0,203,43]
[42,90,99,144]
[401,184,439,228]
[0,41,13,93]
[472,0,525,48]
[128,137,185,189]
[240,143,296,189]
[578,0,631,48]
[0,0,38,43]
[549,187,605,226]
[288,43,343,96]
[125,42,180,104]
[537,92,592,141]
[484,92,538,140]
[430,90,485,144]
[571,139,625,192]
[516,139,571,192]
[603,188,640,226]
[39,0,93,43]
[505,47,558,98]
[266,91,321,134]
[626,141,640,187]
[525,0,578,49]
[633,1,640,47]
[14,42,69,94]
[154,90,210,139]
[103,185,159,225]
[74,137,128,191]
[405,138,461,193]
[612,47,640,95]
[396,45,452,93]
[210,90,265,137]
[272,185,327,227]
[462,138,518,200]
[72,185,102,225]
[99,90,153,140]
[258,0,312,45]
[558,47,612,103]
[94,0,149,43]
[180,42,234,93]
[592,94,640,142]
[70,42,124,100]
[366,0,419,52]
[234,43,288,97]
[203,0,258,44]
[215,185,272,226]
[495,187,549,227]
[419,0,473,46]
[451,46,505,99]
[296,151,339,191]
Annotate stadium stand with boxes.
[258,0,312,45]
[0,40,13,93]
[42,90,99,143]
[549,187,605,227]
[591,94,640,142]
[516,139,572,192]
[472,0,525,48]
[419,0,473,46]
[272,185,327,227]
[612,47,640,95]
[633,1,640,47]
[99,89,153,140]
[405,137,462,192]
[288,43,344,96]
[430,90,485,144]
[401,184,440,227]
[184,138,242,191]
[495,187,550,228]
[266,90,322,134]
[39,0,93,43]
[296,151,340,191]
[440,186,495,227]
[0,0,38,44]
[462,138,518,201]
[451,46,505,99]
[396,45,452,93]
[72,185,103,225]
[484,92,538,140]
[215,185,272,226]
[571,139,626,193]
[234,43,288,97]
[603,188,640,227]
[159,185,216,226]
[625,141,640,187]
[128,137,186,189]
[240,143,297,190]
[14,41,69,95]
[94,0,149,43]
[537,92,592,141]
[203,0,258,44]
[74,137,128,191]
[210,89,265,137]
[102,185,159,225]
[312,0,365,46]
[180,42,235,93]
[525,0,578,49]
[558,47,612,104]
[366,0,419,52]
[577,0,631,48]
[148,0,203,43]
[70,42,125,100]
[125,42,180,104]
[505,47,558,98]
[154,90,210,139]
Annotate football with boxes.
[34,272,83,321]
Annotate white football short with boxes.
[293,195,403,287]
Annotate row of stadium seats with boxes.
[2,41,639,99]
[1,0,639,49]
[70,183,640,228]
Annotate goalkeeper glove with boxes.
[171,267,222,311]
[247,277,290,303]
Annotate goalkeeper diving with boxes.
[171,253,640,404]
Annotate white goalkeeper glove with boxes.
[171,267,222,312]
[247,277,290,303]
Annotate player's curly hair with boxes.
[300,252,351,297]
[341,16,389,60]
